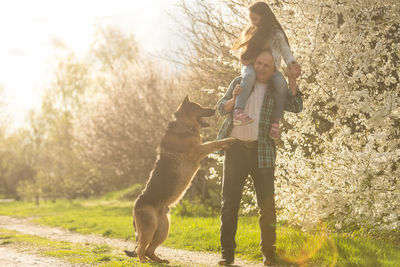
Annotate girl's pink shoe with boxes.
[233,109,253,126]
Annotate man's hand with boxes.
[233,84,243,98]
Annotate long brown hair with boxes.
[232,1,289,62]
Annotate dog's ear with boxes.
[175,95,190,118]
[183,95,190,105]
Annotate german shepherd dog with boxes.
[124,96,236,263]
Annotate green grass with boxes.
[0,228,181,266]
[0,199,399,266]
[0,199,134,239]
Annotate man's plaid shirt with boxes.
[216,76,303,168]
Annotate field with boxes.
[0,194,399,266]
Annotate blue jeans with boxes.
[270,71,288,120]
[235,65,256,110]
[235,65,287,120]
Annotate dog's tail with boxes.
[124,213,138,258]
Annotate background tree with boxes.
[0,129,36,199]
[1,0,398,233]
[15,42,98,201]
[75,26,184,187]
[11,27,186,201]
[0,87,36,199]
[173,0,400,230]
[0,86,8,137]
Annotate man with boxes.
[216,49,303,266]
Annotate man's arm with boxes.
[222,95,236,114]
[288,75,298,96]
[217,76,242,116]
[284,66,303,113]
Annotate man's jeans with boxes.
[220,141,276,260]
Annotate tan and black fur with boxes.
[124,96,236,263]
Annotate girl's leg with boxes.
[233,65,256,126]
[269,71,288,140]
[235,65,256,109]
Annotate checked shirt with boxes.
[216,76,303,168]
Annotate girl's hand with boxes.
[241,59,250,66]
[233,84,243,98]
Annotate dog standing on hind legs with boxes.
[124,96,236,263]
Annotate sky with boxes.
[0,0,182,130]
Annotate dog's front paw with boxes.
[227,137,238,143]
[220,137,238,149]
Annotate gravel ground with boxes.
[0,246,74,267]
[0,215,266,267]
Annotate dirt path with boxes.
[0,215,265,267]
[0,246,74,267]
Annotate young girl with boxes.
[232,1,301,139]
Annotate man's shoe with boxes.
[263,250,276,266]
[218,257,234,266]
[263,258,275,266]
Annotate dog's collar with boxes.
[168,121,197,135]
